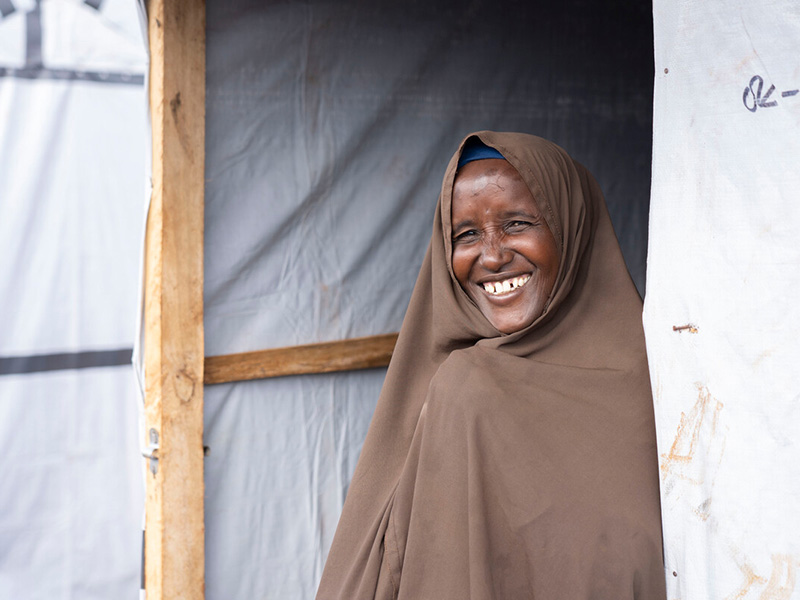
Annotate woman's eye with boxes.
[453,230,478,242]
[506,220,531,231]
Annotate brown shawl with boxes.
[317,131,665,599]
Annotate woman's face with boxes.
[451,159,560,334]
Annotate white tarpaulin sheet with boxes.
[204,1,655,598]
[0,1,146,598]
[646,1,800,597]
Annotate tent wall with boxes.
[0,1,146,598]
[647,1,800,597]
[204,1,655,597]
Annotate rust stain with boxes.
[726,561,767,600]
[753,348,773,368]
[660,385,724,484]
[759,554,797,600]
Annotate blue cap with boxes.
[457,138,505,169]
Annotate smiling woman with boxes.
[317,132,666,600]
[451,154,560,333]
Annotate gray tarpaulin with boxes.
[0,0,146,598]
[203,1,654,597]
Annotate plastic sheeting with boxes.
[646,1,800,597]
[0,1,146,598]
[204,1,655,597]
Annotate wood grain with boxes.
[144,0,205,598]
[204,333,399,385]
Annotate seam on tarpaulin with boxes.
[25,0,41,67]
[0,66,144,85]
[0,348,133,375]
[5,0,141,86]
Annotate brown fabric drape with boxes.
[317,131,666,599]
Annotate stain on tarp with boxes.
[660,385,725,486]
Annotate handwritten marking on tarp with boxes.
[743,75,799,112]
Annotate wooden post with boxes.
[144,0,205,598]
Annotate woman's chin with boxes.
[484,306,542,334]
[472,288,545,334]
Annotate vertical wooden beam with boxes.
[144,0,205,598]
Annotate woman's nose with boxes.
[479,237,512,271]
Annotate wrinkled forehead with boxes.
[451,159,540,214]
[453,157,513,190]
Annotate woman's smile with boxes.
[451,158,560,334]
[479,274,531,296]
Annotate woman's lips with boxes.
[480,274,531,296]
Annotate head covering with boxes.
[457,137,505,168]
[317,131,665,599]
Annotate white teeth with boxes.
[482,275,531,296]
